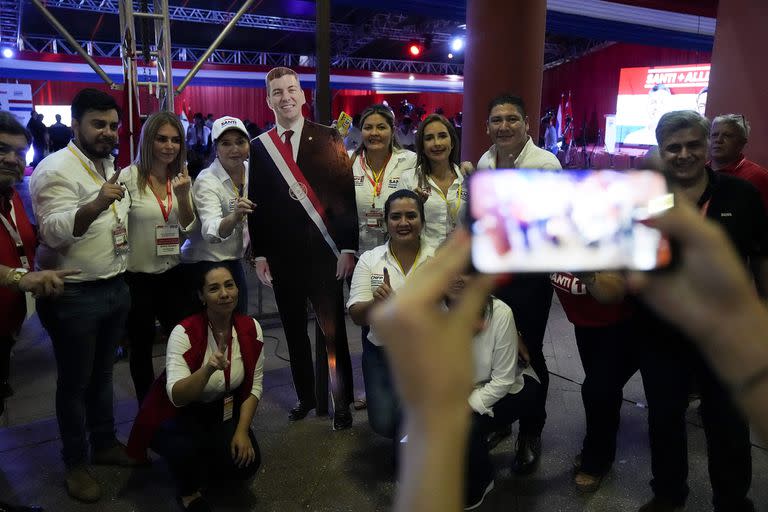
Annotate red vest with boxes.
[127,312,263,461]
[0,192,36,336]
[550,272,631,327]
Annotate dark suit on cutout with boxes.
[248,120,358,412]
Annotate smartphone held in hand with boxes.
[468,168,675,273]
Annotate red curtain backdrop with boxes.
[540,42,711,143]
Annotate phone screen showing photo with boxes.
[469,169,674,273]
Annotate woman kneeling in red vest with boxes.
[128,264,264,512]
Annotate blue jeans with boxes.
[37,276,130,467]
[361,330,400,439]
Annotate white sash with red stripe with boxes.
[258,128,341,258]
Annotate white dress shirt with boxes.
[469,298,538,417]
[275,117,305,163]
[398,164,466,250]
[30,141,129,281]
[350,148,417,253]
[181,158,249,263]
[123,165,197,274]
[166,318,265,407]
[477,136,562,170]
[347,240,434,345]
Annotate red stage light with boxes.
[408,44,422,57]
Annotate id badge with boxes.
[223,394,234,422]
[155,224,181,256]
[112,222,130,255]
[19,254,30,270]
[371,273,385,291]
[228,198,237,212]
[365,208,384,228]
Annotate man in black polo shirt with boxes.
[636,110,766,512]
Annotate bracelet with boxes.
[732,365,768,398]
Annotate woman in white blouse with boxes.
[350,104,417,254]
[123,112,196,405]
[128,264,264,512]
[181,117,255,315]
[445,277,541,510]
[399,114,466,250]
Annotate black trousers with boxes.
[270,251,353,412]
[494,275,552,436]
[638,318,754,511]
[125,266,191,405]
[151,398,260,496]
[466,375,541,498]
[574,321,639,475]
[0,334,13,416]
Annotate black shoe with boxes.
[177,495,211,512]
[511,435,541,475]
[288,401,315,421]
[485,424,512,451]
[637,497,685,512]
[332,407,353,431]
[0,501,44,512]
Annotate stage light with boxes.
[1,48,14,58]
[448,53,454,59]
[451,37,464,52]
[408,43,422,57]
[408,75,415,81]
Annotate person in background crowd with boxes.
[30,88,138,503]
[399,113,465,250]
[476,93,562,475]
[347,189,432,442]
[243,120,262,140]
[48,114,73,153]
[0,110,82,512]
[344,114,363,151]
[26,111,47,168]
[544,116,559,155]
[634,110,766,512]
[445,275,541,510]
[696,87,708,116]
[249,66,358,430]
[186,113,211,161]
[351,104,417,254]
[394,117,416,151]
[205,114,214,129]
[709,113,768,209]
[181,116,254,315]
[122,111,196,405]
[128,264,263,512]
[550,271,638,492]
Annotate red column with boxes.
[706,0,768,168]
[461,0,547,163]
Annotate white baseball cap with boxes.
[211,116,249,141]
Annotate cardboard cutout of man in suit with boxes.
[248,67,358,430]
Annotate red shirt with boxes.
[550,272,631,327]
[713,155,768,211]
[0,191,37,336]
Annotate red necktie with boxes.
[284,130,294,162]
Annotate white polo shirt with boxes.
[347,240,434,346]
[166,318,265,406]
[30,141,129,281]
[181,158,249,263]
[477,136,562,170]
[469,298,539,417]
[350,148,417,253]
[398,164,466,250]
[122,165,197,274]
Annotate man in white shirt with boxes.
[30,88,137,504]
[248,67,358,430]
[476,93,562,475]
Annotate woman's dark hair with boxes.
[353,104,401,159]
[384,189,425,224]
[197,263,237,293]
[414,114,460,189]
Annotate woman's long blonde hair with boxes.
[134,111,187,193]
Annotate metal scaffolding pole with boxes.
[175,0,255,94]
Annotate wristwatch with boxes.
[8,268,29,287]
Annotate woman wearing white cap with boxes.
[181,116,255,314]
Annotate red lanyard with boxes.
[359,152,392,198]
[152,178,173,223]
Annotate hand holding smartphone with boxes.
[468,168,675,273]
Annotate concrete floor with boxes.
[1,273,767,511]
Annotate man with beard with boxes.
[635,110,766,512]
[249,67,358,430]
[476,94,561,475]
[30,89,137,504]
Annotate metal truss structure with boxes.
[21,34,466,75]
[0,0,22,48]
